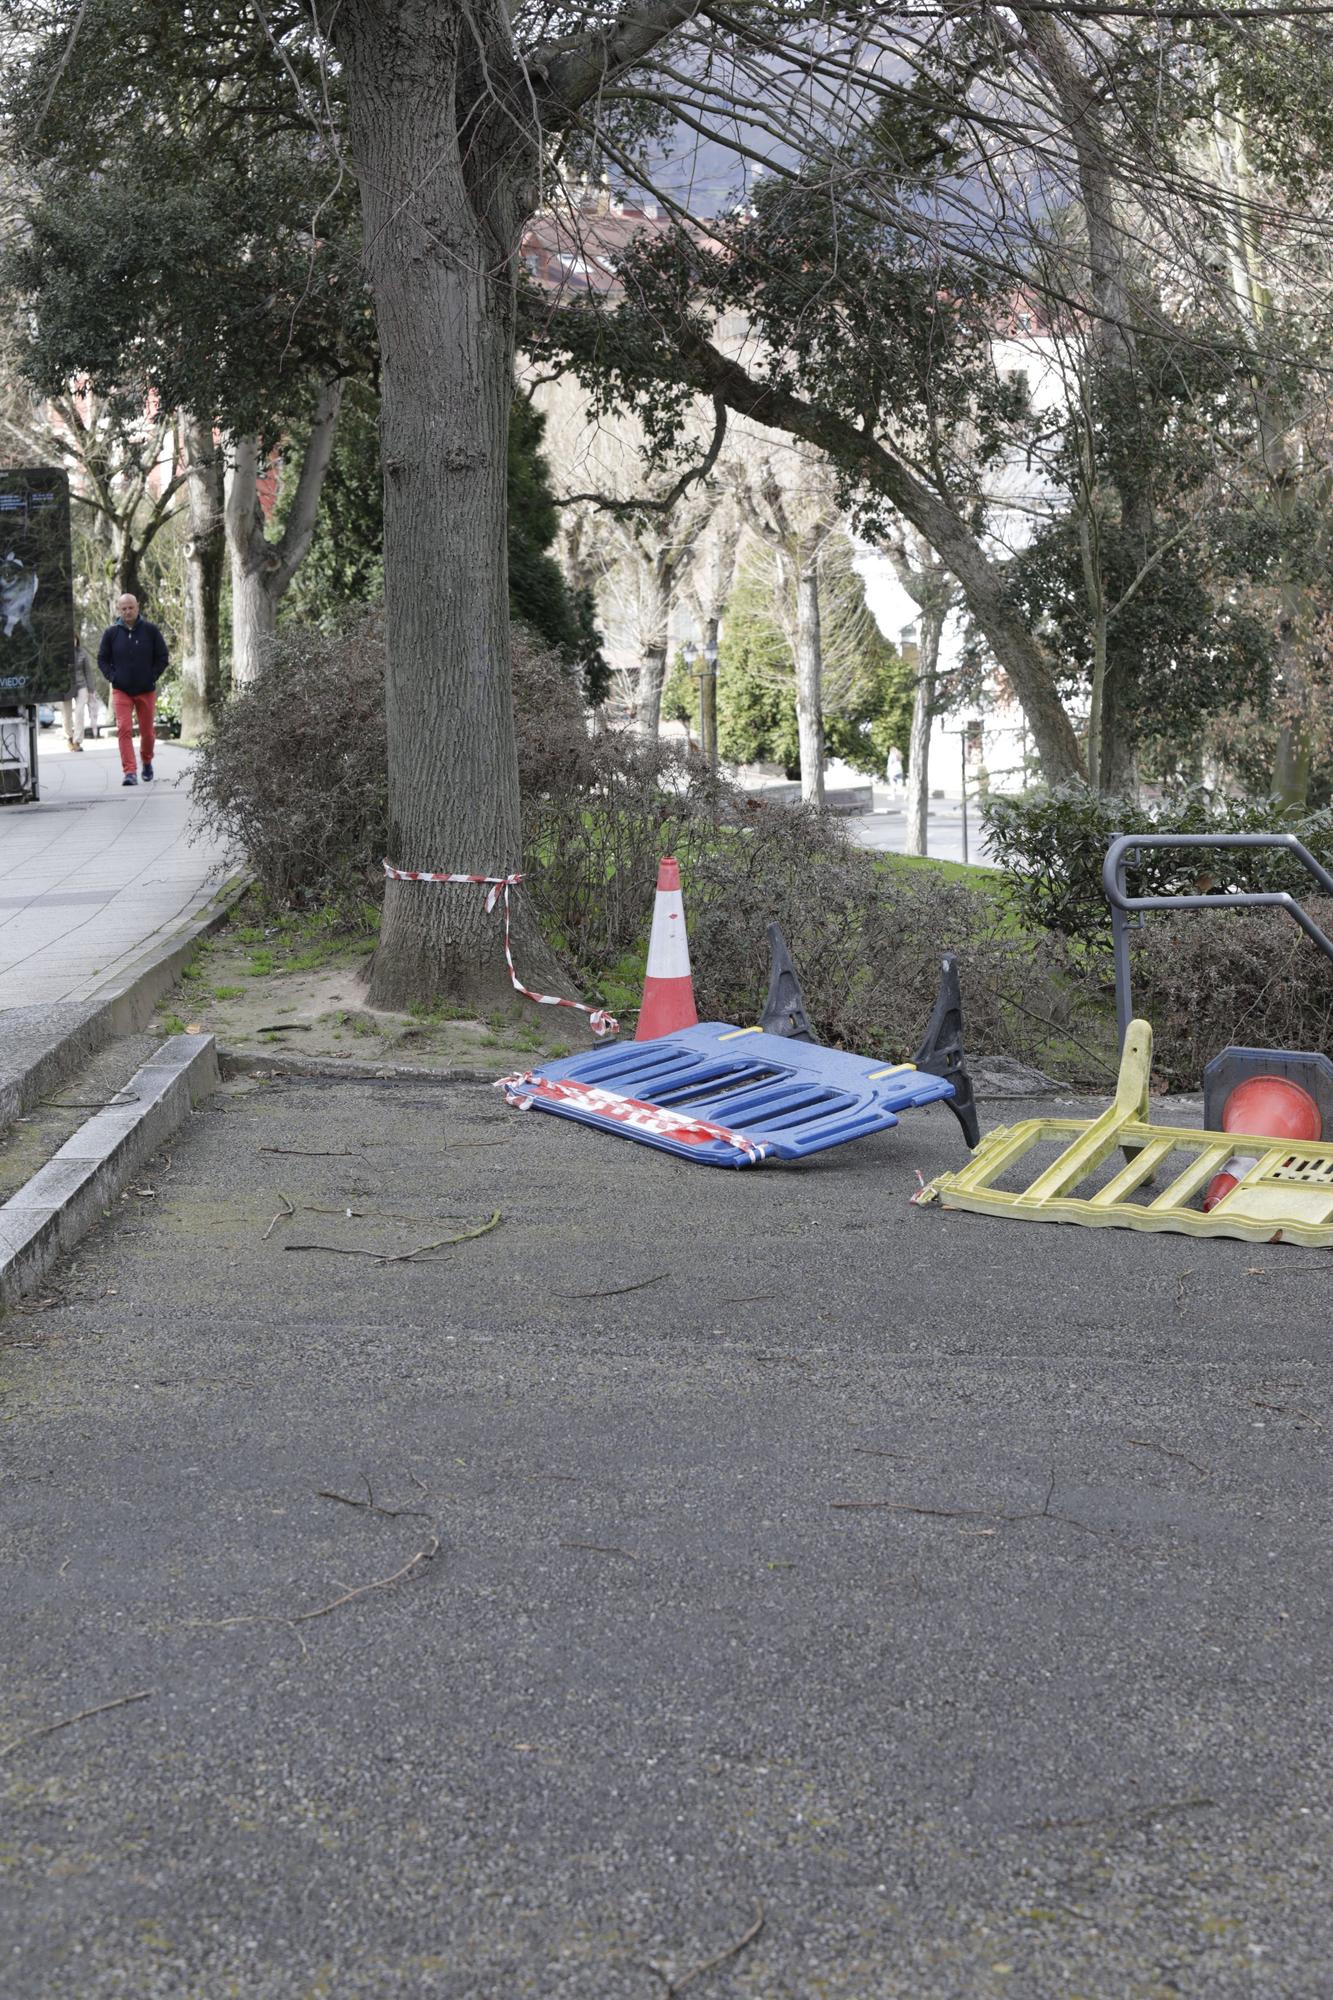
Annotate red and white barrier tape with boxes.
[382,862,617,1036]
[496,1071,770,1163]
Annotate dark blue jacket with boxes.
[99,617,168,696]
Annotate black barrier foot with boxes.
[760,922,818,1042]
[913,952,979,1150]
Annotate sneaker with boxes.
[141,762,154,782]
[122,771,138,787]
[71,740,84,752]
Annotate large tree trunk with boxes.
[794,553,825,806]
[178,414,226,739]
[332,3,566,1013]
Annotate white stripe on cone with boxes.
[635,856,699,1040]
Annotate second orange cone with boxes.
[635,856,700,1040]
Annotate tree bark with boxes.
[905,610,944,857]
[702,613,720,767]
[330,1,569,1013]
[636,554,671,740]
[882,531,955,856]
[793,553,825,806]
[225,382,343,689]
[178,413,226,739]
[115,536,142,605]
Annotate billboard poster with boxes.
[0,468,75,706]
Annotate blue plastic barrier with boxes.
[499,1022,958,1167]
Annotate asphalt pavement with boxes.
[2,1066,1328,1998]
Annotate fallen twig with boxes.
[317,1478,432,1522]
[560,1541,637,1560]
[212,1536,440,1633]
[551,1273,669,1300]
[283,1211,502,1262]
[1126,1437,1210,1476]
[293,1536,440,1622]
[0,1688,152,1761]
[256,1023,311,1032]
[832,1495,1103,1535]
[647,1899,766,1998]
[258,1146,354,1156]
[262,1192,295,1242]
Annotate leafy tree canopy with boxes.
[279,381,608,699]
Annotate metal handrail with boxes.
[1103,831,1333,1047]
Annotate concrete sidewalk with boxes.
[0,734,231,1013]
[1,1067,1328,1997]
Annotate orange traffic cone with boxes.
[635,857,699,1041]
[1203,1073,1322,1211]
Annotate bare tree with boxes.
[224,381,343,687]
[881,529,962,857]
[683,495,742,763]
[0,376,188,613]
[730,458,841,804]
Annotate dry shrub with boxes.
[527,749,1106,1072]
[190,612,591,913]
[523,734,738,970]
[512,623,598,794]
[1132,902,1333,1089]
[190,612,389,912]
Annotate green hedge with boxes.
[983,784,1333,946]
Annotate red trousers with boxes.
[113,689,156,774]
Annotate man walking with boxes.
[98,593,168,787]
[62,629,100,750]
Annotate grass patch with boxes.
[878,852,1001,891]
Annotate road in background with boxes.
[847,799,998,868]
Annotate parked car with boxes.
[36,702,55,728]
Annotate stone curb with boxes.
[0,1033,220,1308]
[0,866,249,1134]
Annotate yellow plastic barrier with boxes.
[916,1020,1333,1247]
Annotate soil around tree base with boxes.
[147,915,599,1078]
